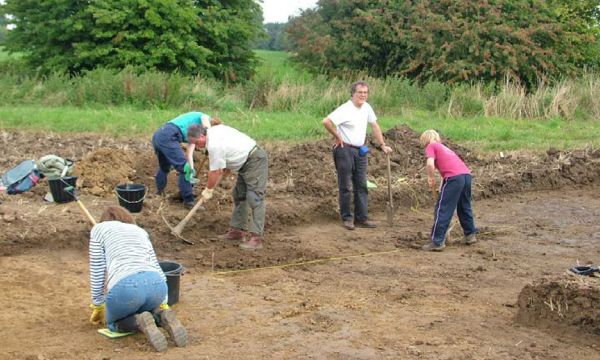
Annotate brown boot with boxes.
[218,228,245,240]
[355,219,377,228]
[135,312,167,352]
[239,234,263,250]
[159,309,188,347]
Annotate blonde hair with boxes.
[419,129,441,146]
[100,205,135,224]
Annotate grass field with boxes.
[1,105,599,151]
[1,50,600,152]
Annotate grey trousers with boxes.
[230,148,268,235]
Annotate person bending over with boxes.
[420,130,478,251]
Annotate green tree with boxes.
[1,0,262,80]
[0,14,6,45]
[287,0,599,86]
[255,23,290,51]
[194,0,263,82]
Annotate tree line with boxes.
[1,0,262,82]
[286,0,600,87]
[2,0,600,86]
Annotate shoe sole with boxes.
[160,310,188,347]
[136,312,167,352]
[239,243,263,250]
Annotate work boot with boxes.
[158,309,188,347]
[135,312,167,352]
[355,219,377,228]
[343,220,355,230]
[421,242,446,252]
[218,228,245,241]
[239,234,263,250]
[464,233,477,245]
[183,201,195,210]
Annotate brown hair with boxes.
[351,81,369,95]
[100,205,135,224]
[210,116,222,126]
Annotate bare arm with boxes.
[206,169,223,189]
[426,157,436,188]
[322,117,343,147]
[371,122,392,154]
[185,143,195,168]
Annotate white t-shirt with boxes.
[207,125,257,171]
[327,100,377,147]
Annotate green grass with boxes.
[1,50,600,152]
[0,46,22,60]
[2,105,599,151]
[397,110,600,151]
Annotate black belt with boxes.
[343,142,364,149]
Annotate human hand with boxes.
[183,163,194,182]
[381,145,393,154]
[333,136,344,148]
[428,176,436,189]
[89,303,105,325]
[201,188,214,201]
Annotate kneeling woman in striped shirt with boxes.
[88,205,187,352]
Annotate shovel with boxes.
[386,154,395,226]
[63,184,97,226]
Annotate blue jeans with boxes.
[152,123,194,203]
[105,271,167,332]
[333,146,369,222]
[430,174,477,246]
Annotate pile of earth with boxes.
[3,126,600,232]
[516,273,600,335]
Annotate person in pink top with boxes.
[420,130,477,251]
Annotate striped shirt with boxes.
[89,221,166,305]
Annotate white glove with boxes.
[201,188,214,201]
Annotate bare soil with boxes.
[0,127,599,359]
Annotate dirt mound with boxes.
[3,126,600,234]
[516,274,600,335]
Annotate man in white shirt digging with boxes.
[189,124,268,250]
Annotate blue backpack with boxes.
[1,160,42,195]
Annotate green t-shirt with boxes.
[168,112,209,143]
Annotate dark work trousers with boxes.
[430,174,477,246]
[152,123,194,203]
[333,146,368,222]
[231,148,268,235]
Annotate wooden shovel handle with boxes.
[76,200,97,226]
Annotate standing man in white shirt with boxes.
[189,124,268,250]
[322,81,393,230]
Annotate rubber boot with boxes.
[158,309,188,347]
[239,233,263,250]
[135,312,168,352]
[218,228,245,241]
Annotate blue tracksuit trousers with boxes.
[431,174,477,246]
[152,123,194,203]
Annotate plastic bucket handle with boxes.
[115,184,147,204]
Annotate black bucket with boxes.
[48,176,78,203]
[159,260,183,306]
[115,184,146,213]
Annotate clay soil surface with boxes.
[1,128,599,359]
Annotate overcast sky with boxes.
[259,0,318,23]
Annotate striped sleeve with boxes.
[89,225,107,305]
